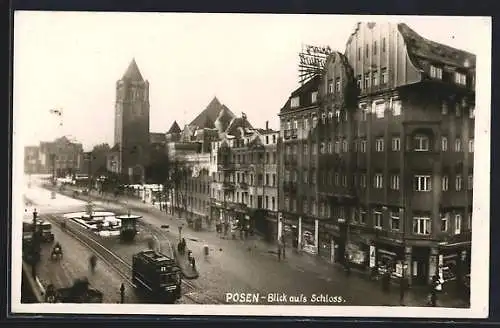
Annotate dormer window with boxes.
[311,91,318,104]
[455,72,467,85]
[430,65,443,79]
[291,96,300,109]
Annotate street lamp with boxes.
[31,209,41,277]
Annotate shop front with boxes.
[281,213,300,249]
[438,241,471,289]
[262,211,278,242]
[300,217,317,255]
[410,245,431,286]
[318,221,341,264]
[375,241,405,278]
[345,226,371,269]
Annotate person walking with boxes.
[89,254,97,274]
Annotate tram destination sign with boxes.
[298,44,333,84]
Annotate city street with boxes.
[49,181,468,307]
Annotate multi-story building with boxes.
[278,22,475,286]
[27,136,84,177]
[210,118,280,239]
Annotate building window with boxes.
[272,174,276,186]
[442,175,449,191]
[359,103,368,121]
[413,217,431,235]
[430,65,443,79]
[360,139,367,153]
[455,72,467,85]
[441,136,448,151]
[390,175,400,190]
[359,210,367,224]
[381,67,388,84]
[374,211,382,229]
[382,37,386,52]
[372,71,379,86]
[311,170,316,184]
[414,135,430,151]
[291,96,300,108]
[312,143,317,155]
[468,174,473,190]
[375,138,384,152]
[342,140,348,152]
[303,169,309,183]
[392,99,401,116]
[455,102,462,117]
[373,41,377,55]
[342,174,347,187]
[455,175,463,191]
[334,140,340,153]
[328,79,334,94]
[454,214,462,234]
[313,116,318,128]
[469,106,475,119]
[360,173,367,188]
[469,139,474,153]
[441,213,448,232]
[365,44,369,58]
[374,101,385,118]
[334,173,339,186]
[392,137,401,151]
[320,142,326,154]
[327,141,333,154]
[357,75,362,89]
[442,101,448,115]
[414,175,432,191]
[311,91,318,103]
[391,212,400,231]
[335,78,341,92]
[364,73,370,89]
[374,174,383,189]
[357,47,361,60]
[303,118,309,130]
[455,138,462,152]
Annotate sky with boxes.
[13,13,490,151]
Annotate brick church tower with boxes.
[113,58,150,183]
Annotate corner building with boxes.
[278,22,475,286]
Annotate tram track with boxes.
[44,214,223,304]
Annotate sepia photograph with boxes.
[11,12,491,318]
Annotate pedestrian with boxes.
[89,254,97,274]
[399,276,408,305]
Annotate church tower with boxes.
[114,58,150,183]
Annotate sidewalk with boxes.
[77,190,469,307]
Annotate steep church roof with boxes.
[121,58,144,81]
[214,106,233,132]
[167,121,181,134]
[189,97,236,128]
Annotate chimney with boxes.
[266,121,269,130]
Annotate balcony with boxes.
[222,182,235,191]
[283,181,298,194]
[283,129,298,140]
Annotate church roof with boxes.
[189,97,236,128]
[167,121,181,134]
[121,58,144,81]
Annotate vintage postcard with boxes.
[11,12,491,318]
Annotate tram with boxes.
[116,214,141,242]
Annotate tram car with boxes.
[117,214,140,242]
[132,250,182,303]
[23,219,54,243]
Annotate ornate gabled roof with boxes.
[189,97,236,128]
[167,121,181,134]
[121,58,144,81]
[398,23,476,71]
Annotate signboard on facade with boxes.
[298,44,333,84]
[369,245,376,268]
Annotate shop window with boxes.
[413,216,431,235]
[374,174,383,189]
[390,175,400,190]
[442,176,449,191]
[455,175,463,191]
[414,175,432,192]
[454,214,462,234]
[441,213,449,232]
[390,212,400,231]
[375,138,384,152]
[374,211,383,229]
[468,174,473,190]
